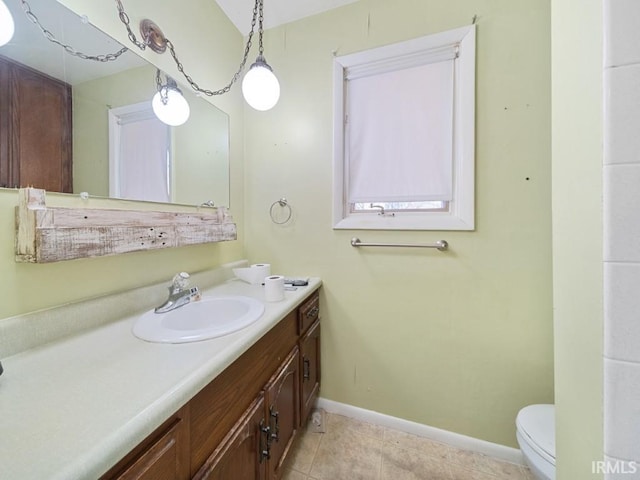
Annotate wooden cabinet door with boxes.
[100,408,190,480]
[300,320,321,426]
[265,347,300,480]
[0,56,72,192]
[194,395,267,480]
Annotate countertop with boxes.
[0,275,321,480]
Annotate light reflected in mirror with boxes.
[0,0,230,207]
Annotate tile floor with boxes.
[283,412,535,480]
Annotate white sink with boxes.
[133,295,265,343]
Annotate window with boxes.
[108,102,172,203]
[332,25,475,230]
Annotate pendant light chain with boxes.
[155,68,168,104]
[20,0,129,62]
[258,0,264,58]
[115,0,147,51]
[116,0,264,97]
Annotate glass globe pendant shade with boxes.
[152,87,190,126]
[242,56,280,111]
[0,0,15,47]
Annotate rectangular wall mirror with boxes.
[0,0,230,208]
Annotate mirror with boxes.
[0,0,230,207]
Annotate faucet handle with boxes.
[171,272,190,290]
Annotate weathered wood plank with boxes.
[15,188,237,263]
[44,205,233,228]
[14,188,46,262]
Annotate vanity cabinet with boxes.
[298,293,321,426]
[101,288,320,480]
[194,348,300,480]
[100,407,190,480]
[0,56,72,192]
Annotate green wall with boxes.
[551,0,603,477]
[0,0,246,321]
[244,0,553,447]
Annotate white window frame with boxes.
[332,25,476,231]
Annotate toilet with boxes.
[516,404,556,480]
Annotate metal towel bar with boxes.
[350,238,448,251]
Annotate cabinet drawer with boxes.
[298,291,319,335]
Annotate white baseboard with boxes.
[316,397,525,466]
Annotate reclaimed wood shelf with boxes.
[15,188,237,263]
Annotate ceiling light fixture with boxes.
[116,0,280,112]
[241,0,280,111]
[0,0,15,47]
[242,56,280,111]
[152,70,190,126]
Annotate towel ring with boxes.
[270,197,292,224]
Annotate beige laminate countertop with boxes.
[0,276,321,480]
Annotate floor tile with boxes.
[287,424,323,473]
[327,412,385,439]
[383,428,455,462]
[309,414,383,480]
[381,443,451,480]
[447,446,487,468]
[448,463,493,480]
[474,455,526,478]
[292,412,530,480]
[282,469,307,480]
[519,466,537,480]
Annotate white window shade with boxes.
[119,117,170,203]
[346,59,455,204]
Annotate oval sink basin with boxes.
[133,295,265,343]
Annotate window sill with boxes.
[333,213,474,231]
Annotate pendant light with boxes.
[152,70,190,126]
[241,0,280,111]
[242,55,280,111]
[116,0,280,111]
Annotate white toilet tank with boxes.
[516,404,555,480]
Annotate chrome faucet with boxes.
[155,272,201,314]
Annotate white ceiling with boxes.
[215,0,359,35]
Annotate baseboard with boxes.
[316,397,525,466]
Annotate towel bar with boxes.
[350,238,448,251]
